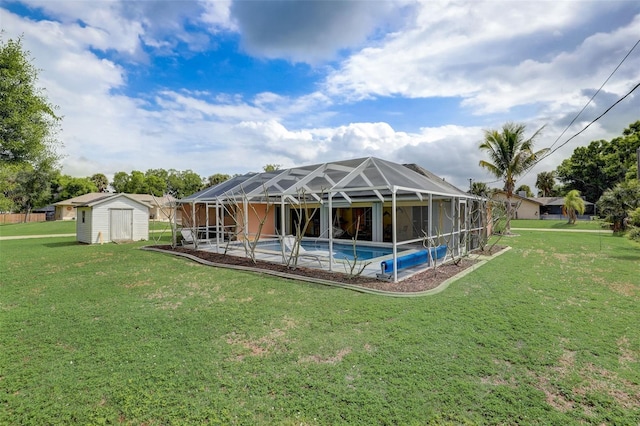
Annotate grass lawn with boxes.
[510,219,605,231]
[0,220,172,237]
[1,229,639,424]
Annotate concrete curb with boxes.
[141,245,512,298]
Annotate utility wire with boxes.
[514,38,640,186]
[477,38,640,190]
[543,80,640,159]
[548,38,640,152]
[515,79,640,186]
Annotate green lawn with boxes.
[510,219,605,230]
[1,230,639,424]
[0,220,172,236]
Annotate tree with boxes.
[90,173,109,192]
[144,174,166,196]
[126,170,147,193]
[597,180,640,231]
[562,190,585,224]
[111,171,130,193]
[0,37,60,164]
[207,173,230,187]
[144,169,168,194]
[12,156,56,219]
[535,171,555,197]
[55,175,98,200]
[515,184,533,198]
[263,164,281,172]
[469,181,490,198]
[177,170,204,198]
[479,122,548,234]
[556,121,640,202]
[0,37,61,216]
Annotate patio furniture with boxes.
[180,228,213,247]
[282,235,333,266]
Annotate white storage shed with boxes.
[76,194,151,244]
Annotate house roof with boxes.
[181,157,472,204]
[492,191,543,205]
[531,197,594,206]
[54,193,175,207]
[76,193,152,209]
[53,192,111,206]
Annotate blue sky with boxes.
[2,0,639,192]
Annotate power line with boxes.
[514,37,640,186]
[479,38,640,190]
[544,80,640,159]
[548,38,640,152]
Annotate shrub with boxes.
[627,227,640,242]
[628,207,640,227]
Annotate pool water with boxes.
[255,240,406,261]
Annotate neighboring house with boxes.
[32,205,55,221]
[53,193,177,222]
[76,194,150,244]
[531,197,595,219]
[180,157,487,282]
[54,193,108,220]
[125,194,179,222]
[492,191,542,220]
[491,192,596,220]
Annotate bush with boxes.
[627,227,640,242]
[629,208,640,227]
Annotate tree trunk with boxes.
[504,198,512,234]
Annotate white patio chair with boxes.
[180,228,213,247]
[282,235,332,266]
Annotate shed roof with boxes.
[77,193,152,209]
[54,193,174,207]
[181,157,471,204]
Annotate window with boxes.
[82,211,86,223]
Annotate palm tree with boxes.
[597,180,640,231]
[562,190,585,224]
[479,122,548,234]
[535,171,555,197]
[469,181,490,197]
[90,173,109,193]
[515,184,533,197]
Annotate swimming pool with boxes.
[254,240,408,261]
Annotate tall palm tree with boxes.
[562,190,585,224]
[535,171,555,197]
[479,122,548,234]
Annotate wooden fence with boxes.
[0,213,46,224]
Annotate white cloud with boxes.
[2,0,638,198]
[324,1,640,114]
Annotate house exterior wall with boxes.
[56,205,77,220]
[77,197,149,244]
[246,204,276,238]
[492,192,540,220]
[76,207,92,243]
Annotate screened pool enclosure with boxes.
[179,157,486,282]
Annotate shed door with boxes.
[110,209,133,241]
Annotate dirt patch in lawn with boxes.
[146,245,507,294]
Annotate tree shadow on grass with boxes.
[608,246,640,261]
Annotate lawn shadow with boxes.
[608,246,640,261]
[43,241,80,248]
